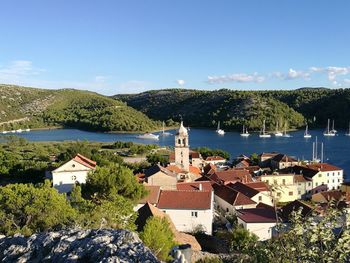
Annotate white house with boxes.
[237,207,277,241]
[157,187,214,235]
[52,154,96,193]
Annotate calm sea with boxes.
[2,128,350,179]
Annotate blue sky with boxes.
[0,0,350,95]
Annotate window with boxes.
[72,164,75,168]
[282,179,286,185]
[178,139,181,144]
[277,192,281,197]
[308,182,311,186]
[318,174,322,178]
[226,208,229,212]
[289,191,293,196]
[338,179,341,182]
[332,179,334,183]
[266,180,269,184]
[298,190,301,195]
[71,175,77,181]
[258,196,262,201]
[327,173,329,176]
[315,182,318,186]
[333,172,335,176]
[338,172,340,175]
[191,211,198,217]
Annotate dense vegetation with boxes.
[0,85,160,132]
[116,88,350,131]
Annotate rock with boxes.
[0,229,159,263]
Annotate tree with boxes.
[0,181,77,236]
[140,217,176,261]
[83,164,146,201]
[146,153,169,166]
[229,226,258,253]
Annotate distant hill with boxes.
[0,84,160,132]
[115,88,350,131]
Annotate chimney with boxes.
[199,183,203,191]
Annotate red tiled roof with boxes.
[279,200,314,221]
[139,185,161,204]
[209,169,253,185]
[190,151,201,159]
[305,163,342,172]
[177,181,212,192]
[203,163,216,175]
[166,165,182,174]
[245,182,270,192]
[73,154,97,169]
[237,208,277,223]
[157,190,212,210]
[213,184,256,206]
[294,174,311,183]
[318,190,344,202]
[226,182,259,198]
[260,152,279,158]
[189,165,201,175]
[271,154,298,163]
[206,156,226,161]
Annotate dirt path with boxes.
[0,117,29,126]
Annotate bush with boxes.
[140,217,176,261]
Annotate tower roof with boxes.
[176,121,188,136]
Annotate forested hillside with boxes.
[0,85,160,132]
[116,88,350,131]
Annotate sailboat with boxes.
[345,122,350,136]
[282,122,291,137]
[159,121,172,136]
[274,121,283,137]
[216,121,225,135]
[304,124,312,138]
[330,119,337,134]
[259,120,271,138]
[324,119,336,136]
[240,125,250,137]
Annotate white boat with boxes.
[330,119,337,134]
[274,121,283,137]
[345,122,350,136]
[10,130,16,133]
[282,122,291,137]
[259,120,271,138]
[324,119,336,136]
[25,128,31,132]
[2,130,8,134]
[240,125,250,137]
[304,125,312,138]
[159,121,172,136]
[16,129,23,133]
[216,121,225,135]
[136,133,159,140]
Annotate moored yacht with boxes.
[274,121,283,137]
[259,120,271,138]
[216,121,225,135]
[304,124,312,138]
[136,133,159,140]
[345,122,350,136]
[240,125,250,137]
[324,119,336,136]
[159,121,172,136]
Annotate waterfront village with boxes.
[48,122,350,253]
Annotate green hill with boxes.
[115,89,305,131]
[0,84,160,132]
[115,88,350,131]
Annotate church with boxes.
[143,122,203,189]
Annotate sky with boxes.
[0,0,350,95]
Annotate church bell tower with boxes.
[175,121,190,172]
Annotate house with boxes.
[203,163,216,176]
[213,184,257,214]
[136,202,202,251]
[294,163,343,192]
[190,151,203,169]
[259,173,298,203]
[270,154,299,170]
[258,152,279,167]
[144,164,177,189]
[312,190,344,204]
[52,154,96,193]
[227,182,273,206]
[294,174,313,199]
[134,185,161,211]
[176,181,213,192]
[205,156,226,165]
[235,159,251,168]
[208,169,253,185]
[236,208,277,241]
[157,189,214,234]
[279,200,315,222]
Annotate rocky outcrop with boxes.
[0,229,159,263]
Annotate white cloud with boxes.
[176,79,185,86]
[207,72,265,84]
[0,60,44,83]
